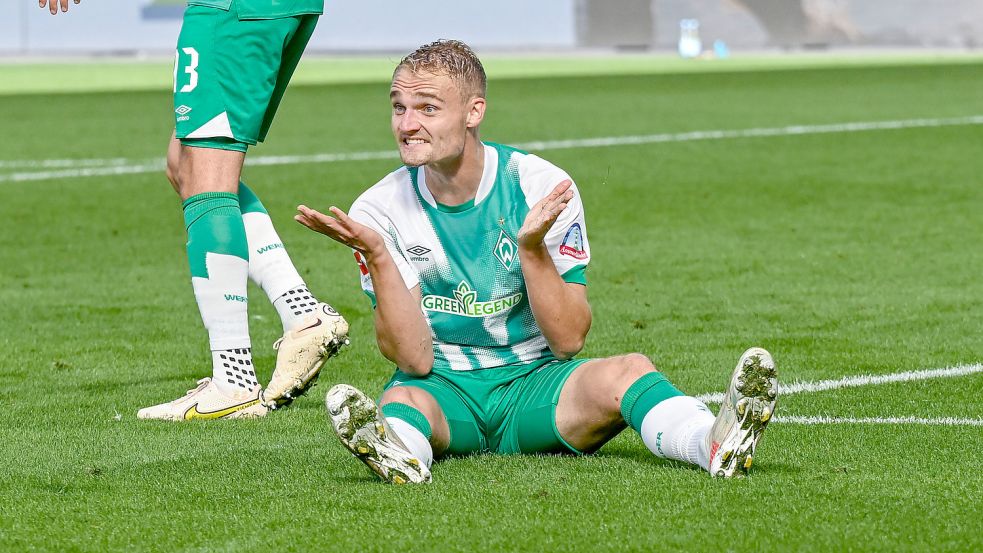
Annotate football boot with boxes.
[325,384,431,484]
[137,377,268,421]
[262,302,350,409]
[707,347,778,477]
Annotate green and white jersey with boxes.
[349,142,591,373]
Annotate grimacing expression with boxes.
[390,69,481,167]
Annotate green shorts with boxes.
[173,5,318,151]
[383,358,591,456]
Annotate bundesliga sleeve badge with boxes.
[559,223,587,260]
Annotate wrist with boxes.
[363,245,393,268]
[519,241,549,259]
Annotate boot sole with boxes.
[325,385,430,484]
[713,351,778,477]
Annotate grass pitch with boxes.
[1,55,982,552]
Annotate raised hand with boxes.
[40,0,80,15]
[517,180,574,249]
[295,205,386,258]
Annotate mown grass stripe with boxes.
[3,115,982,183]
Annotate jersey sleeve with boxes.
[348,193,420,306]
[519,154,591,285]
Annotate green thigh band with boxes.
[182,137,248,153]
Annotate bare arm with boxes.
[366,258,433,376]
[40,0,80,15]
[295,205,434,375]
[517,180,592,359]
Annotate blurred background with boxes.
[4,0,983,55]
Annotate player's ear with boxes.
[466,97,486,129]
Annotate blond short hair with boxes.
[394,39,487,100]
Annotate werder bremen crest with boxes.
[421,281,522,317]
[494,230,518,270]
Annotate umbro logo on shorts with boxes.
[175,105,193,122]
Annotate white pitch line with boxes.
[776,415,983,427]
[0,162,168,183]
[3,115,982,183]
[696,363,983,404]
[0,157,134,169]
[515,115,983,152]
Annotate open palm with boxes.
[517,180,574,248]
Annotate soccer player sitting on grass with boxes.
[296,40,778,483]
[42,0,350,419]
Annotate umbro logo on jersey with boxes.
[494,231,518,270]
[407,245,431,262]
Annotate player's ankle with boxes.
[212,347,260,394]
[273,285,320,330]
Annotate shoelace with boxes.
[166,378,210,405]
[186,377,210,395]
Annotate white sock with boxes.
[386,417,434,469]
[212,347,259,394]
[191,253,254,395]
[639,396,715,471]
[242,211,311,330]
[272,286,319,331]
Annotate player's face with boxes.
[390,69,481,167]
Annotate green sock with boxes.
[182,192,252,393]
[620,372,685,433]
[237,181,268,215]
[183,192,249,277]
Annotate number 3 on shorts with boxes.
[173,47,199,93]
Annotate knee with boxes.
[165,156,182,192]
[612,353,659,390]
[380,386,429,411]
[621,353,657,378]
[165,143,186,194]
[591,353,658,398]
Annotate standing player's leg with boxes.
[552,348,777,477]
[143,8,346,419]
[237,181,349,409]
[239,12,348,408]
[139,141,267,420]
[169,130,313,328]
